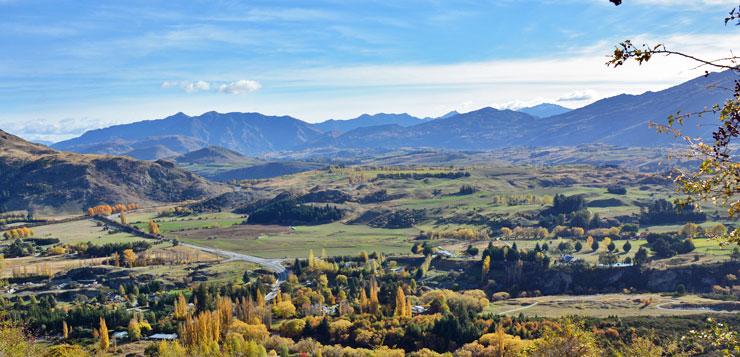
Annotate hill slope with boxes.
[0,130,222,212]
[175,146,250,165]
[531,70,737,147]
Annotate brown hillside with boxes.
[0,129,224,213]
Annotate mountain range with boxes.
[48,70,737,158]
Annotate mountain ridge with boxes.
[50,70,738,155]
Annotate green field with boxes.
[32,219,148,245]
[132,212,245,234]
[176,221,418,259]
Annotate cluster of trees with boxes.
[646,233,696,258]
[480,242,552,268]
[457,185,477,195]
[417,227,490,241]
[0,211,30,225]
[66,241,152,258]
[358,189,404,203]
[375,171,470,180]
[639,199,707,225]
[2,226,33,239]
[246,199,343,226]
[680,222,728,238]
[367,209,425,229]
[491,194,553,206]
[3,238,35,258]
[86,203,139,216]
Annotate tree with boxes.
[601,237,612,251]
[591,239,599,252]
[174,293,188,320]
[623,240,632,253]
[120,211,127,225]
[148,220,160,235]
[574,241,583,252]
[122,249,137,267]
[532,319,601,357]
[394,286,409,317]
[62,320,69,339]
[634,247,649,266]
[607,4,740,244]
[607,241,616,253]
[598,252,618,266]
[481,256,491,281]
[99,317,110,351]
[128,318,142,341]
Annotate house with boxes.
[435,249,454,258]
[411,305,427,314]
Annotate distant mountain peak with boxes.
[517,103,571,118]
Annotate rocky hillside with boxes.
[0,130,223,213]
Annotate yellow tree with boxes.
[174,293,188,320]
[120,211,127,225]
[99,317,110,351]
[148,220,160,235]
[128,318,142,340]
[368,278,380,315]
[62,320,69,339]
[122,249,137,267]
[601,237,612,252]
[393,287,407,317]
[308,249,315,268]
[481,256,491,282]
[359,288,368,313]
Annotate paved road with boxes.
[180,242,287,301]
[496,301,539,314]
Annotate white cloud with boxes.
[161,79,260,94]
[557,90,598,102]
[218,80,262,94]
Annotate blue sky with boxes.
[1,0,738,141]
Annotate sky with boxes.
[1,0,739,142]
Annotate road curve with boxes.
[181,242,287,301]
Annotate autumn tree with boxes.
[122,249,137,267]
[99,317,110,351]
[393,287,410,318]
[532,319,601,357]
[148,220,160,235]
[174,293,189,320]
[481,256,491,282]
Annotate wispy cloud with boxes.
[161,80,261,94]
